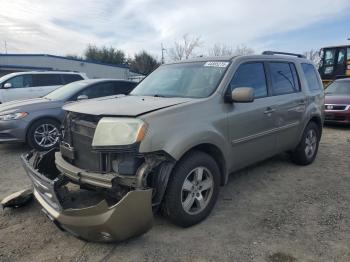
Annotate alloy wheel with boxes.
[33,123,59,148]
[181,166,214,215]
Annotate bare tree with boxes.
[208,44,255,56]
[303,49,320,65]
[209,44,234,56]
[168,34,203,61]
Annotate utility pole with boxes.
[161,43,166,64]
[4,40,7,54]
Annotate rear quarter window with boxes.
[301,63,322,91]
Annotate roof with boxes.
[0,53,129,69]
[321,45,350,49]
[166,53,311,65]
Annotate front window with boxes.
[130,61,229,98]
[325,81,350,95]
[4,75,33,88]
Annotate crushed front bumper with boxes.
[21,152,154,242]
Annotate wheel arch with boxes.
[176,143,228,186]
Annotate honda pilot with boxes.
[21,51,324,242]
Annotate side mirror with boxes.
[3,83,12,89]
[231,87,254,103]
[77,95,88,101]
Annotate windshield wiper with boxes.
[153,94,168,97]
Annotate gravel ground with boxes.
[0,126,349,262]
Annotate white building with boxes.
[0,54,143,80]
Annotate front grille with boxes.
[325,104,348,110]
[61,112,142,174]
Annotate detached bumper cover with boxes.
[21,153,154,242]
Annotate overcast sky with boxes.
[1,0,350,60]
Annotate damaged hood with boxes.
[63,95,193,116]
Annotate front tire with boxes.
[291,122,320,165]
[27,119,60,151]
[162,151,220,227]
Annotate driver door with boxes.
[1,74,34,102]
[227,62,277,170]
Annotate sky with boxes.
[0,0,350,61]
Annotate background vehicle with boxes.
[319,45,350,86]
[22,52,324,242]
[324,78,350,124]
[0,79,137,150]
[0,71,87,103]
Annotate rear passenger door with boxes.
[267,62,305,152]
[228,62,277,170]
[32,74,63,97]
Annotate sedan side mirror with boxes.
[77,95,88,101]
[3,83,12,89]
[231,87,254,103]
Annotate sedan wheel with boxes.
[27,119,60,151]
[34,123,59,149]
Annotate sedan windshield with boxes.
[130,61,230,98]
[326,81,350,95]
[45,81,88,101]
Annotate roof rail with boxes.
[262,51,306,58]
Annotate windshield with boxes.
[45,81,87,100]
[326,81,350,95]
[130,61,230,98]
[0,73,17,83]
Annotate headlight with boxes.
[0,112,28,121]
[92,117,147,147]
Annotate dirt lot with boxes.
[0,126,349,262]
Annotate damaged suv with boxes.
[21,51,324,242]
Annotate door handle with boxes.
[264,107,276,114]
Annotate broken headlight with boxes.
[92,117,147,147]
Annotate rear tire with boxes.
[27,119,60,151]
[291,122,320,165]
[162,151,220,227]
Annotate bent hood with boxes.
[0,98,63,114]
[63,95,193,117]
[325,95,350,105]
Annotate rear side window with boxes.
[268,62,299,95]
[113,81,137,94]
[32,74,63,86]
[301,63,322,91]
[62,74,83,84]
[230,62,268,98]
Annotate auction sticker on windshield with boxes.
[204,61,229,68]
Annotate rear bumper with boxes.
[324,110,350,124]
[21,152,154,242]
